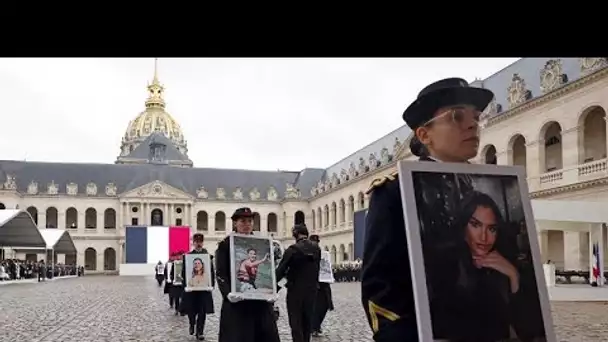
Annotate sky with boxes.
[0,58,518,171]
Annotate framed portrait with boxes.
[319,250,335,283]
[229,233,277,301]
[396,161,556,342]
[155,263,164,275]
[166,262,173,283]
[172,260,184,286]
[184,253,213,292]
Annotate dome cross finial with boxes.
[153,58,159,84]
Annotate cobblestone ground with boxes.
[0,277,606,342]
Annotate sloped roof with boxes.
[0,209,46,247]
[38,229,77,253]
[0,160,325,200]
[126,131,191,162]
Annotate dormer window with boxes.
[148,136,168,164]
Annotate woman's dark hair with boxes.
[191,257,205,277]
[454,191,513,261]
[409,135,429,158]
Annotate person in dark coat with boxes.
[216,207,280,342]
[276,223,321,342]
[170,250,186,316]
[163,253,176,308]
[181,233,215,340]
[361,77,495,342]
[309,234,334,337]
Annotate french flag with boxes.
[125,226,191,264]
[592,243,600,282]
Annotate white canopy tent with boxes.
[0,209,46,248]
[10,229,77,274]
[37,229,77,254]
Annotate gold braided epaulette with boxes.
[365,171,399,195]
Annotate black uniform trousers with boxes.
[287,290,317,342]
[170,285,184,313]
[312,288,329,331]
[187,293,207,335]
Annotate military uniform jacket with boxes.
[361,157,474,341]
[181,248,215,314]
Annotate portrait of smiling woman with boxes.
[185,254,212,291]
[410,172,548,342]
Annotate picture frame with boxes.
[166,261,173,284]
[155,263,164,276]
[184,253,213,292]
[318,250,335,283]
[229,232,277,301]
[172,259,184,286]
[396,160,556,342]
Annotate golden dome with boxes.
[119,59,188,157]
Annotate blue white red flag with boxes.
[592,243,600,282]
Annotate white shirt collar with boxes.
[427,156,443,162]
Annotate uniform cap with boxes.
[231,207,255,220]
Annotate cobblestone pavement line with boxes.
[0,277,606,341]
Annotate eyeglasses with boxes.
[422,106,481,127]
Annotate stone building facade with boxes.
[0,58,607,274]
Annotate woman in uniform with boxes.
[181,233,215,341]
[215,207,280,342]
[362,78,494,341]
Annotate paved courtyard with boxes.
[0,277,607,341]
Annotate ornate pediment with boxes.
[394,135,412,160]
[120,180,192,199]
[580,57,608,76]
[86,182,97,196]
[267,186,278,201]
[3,174,16,190]
[249,187,260,201]
[540,59,567,93]
[27,181,38,195]
[66,182,78,195]
[507,74,531,109]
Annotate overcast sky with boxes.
[0,58,518,171]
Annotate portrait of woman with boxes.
[430,190,546,341]
[237,248,270,292]
[187,257,207,288]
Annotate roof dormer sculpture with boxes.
[580,58,608,76]
[507,74,532,109]
[540,59,567,93]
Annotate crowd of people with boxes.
[0,259,83,282]
[155,207,343,342]
[331,261,361,282]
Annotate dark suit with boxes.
[169,262,184,314]
[181,248,215,336]
[361,157,473,341]
[312,282,334,332]
[276,237,321,342]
